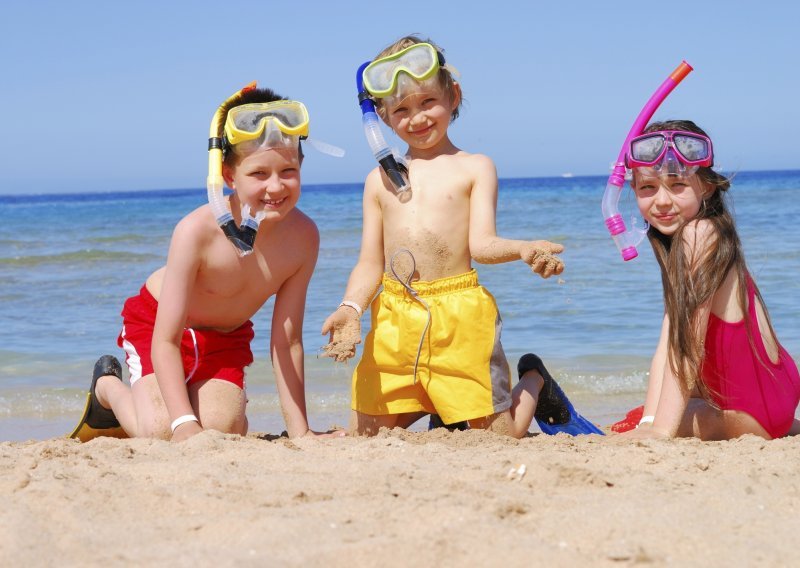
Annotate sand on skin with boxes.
[1,428,799,566]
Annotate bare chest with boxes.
[186,239,300,328]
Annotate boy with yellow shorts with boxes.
[322,36,599,437]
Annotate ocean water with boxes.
[2,171,799,441]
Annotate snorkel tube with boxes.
[207,81,266,257]
[603,61,693,261]
[356,62,411,193]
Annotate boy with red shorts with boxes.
[71,84,339,442]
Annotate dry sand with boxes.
[2,429,799,566]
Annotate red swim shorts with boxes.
[117,285,254,389]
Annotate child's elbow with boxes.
[469,243,497,265]
[271,337,304,356]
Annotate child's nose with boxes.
[263,174,283,193]
[409,111,427,126]
[654,185,673,205]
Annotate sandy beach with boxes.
[2,428,798,566]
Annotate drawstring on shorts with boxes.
[389,249,431,384]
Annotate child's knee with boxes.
[349,410,395,436]
[469,411,520,438]
[136,418,171,440]
[199,411,246,435]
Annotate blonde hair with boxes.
[373,35,461,122]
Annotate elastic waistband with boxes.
[382,269,479,297]
[138,284,159,310]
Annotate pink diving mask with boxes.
[626,130,713,174]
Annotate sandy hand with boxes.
[616,425,669,440]
[520,240,565,279]
[320,307,362,362]
[170,420,203,442]
[305,429,347,439]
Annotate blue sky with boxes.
[1,1,798,195]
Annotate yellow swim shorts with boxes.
[352,269,512,424]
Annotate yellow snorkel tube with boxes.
[207,81,265,256]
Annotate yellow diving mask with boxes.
[224,100,310,152]
[362,43,446,99]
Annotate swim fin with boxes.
[518,353,604,436]
[610,405,644,433]
[68,355,129,442]
[428,414,469,431]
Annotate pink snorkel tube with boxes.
[603,61,693,261]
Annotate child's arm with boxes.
[321,170,385,361]
[640,314,670,422]
[467,155,564,278]
[151,217,205,441]
[271,223,320,438]
[631,221,716,438]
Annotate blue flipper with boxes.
[518,353,604,436]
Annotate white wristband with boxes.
[637,415,655,428]
[338,300,363,318]
[171,414,199,433]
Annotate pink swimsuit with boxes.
[702,278,800,438]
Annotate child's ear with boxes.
[222,163,235,189]
[376,104,390,126]
[450,81,462,109]
[701,179,715,199]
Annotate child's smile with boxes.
[225,147,301,221]
[633,172,706,235]
[386,88,454,152]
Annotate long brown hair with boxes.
[640,120,775,400]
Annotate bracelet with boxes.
[637,415,655,428]
[171,414,199,433]
[338,300,363,318]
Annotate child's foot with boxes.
[69,355,126,440]
[517,353,603,436]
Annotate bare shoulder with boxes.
[680,218,718,262]
[364,165,389,196]
[457,152,498,183]
[461,151,496,168]
[280,208,320,254]
[171,204,218,246]
[454,152,498,192]
[681,218,717,247]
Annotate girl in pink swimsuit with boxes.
[621,120,800,440]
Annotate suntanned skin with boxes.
[622,171,799,440]
[96,146,342,441]
[322,79,564,438]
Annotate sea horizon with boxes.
[2,167,798,199]
[2,170,798,441]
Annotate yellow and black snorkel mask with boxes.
[207,83,342,256]
[206,84,306,256]
[224,99,309,155]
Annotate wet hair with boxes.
[638,120,776,402]
[217,87,303,167]
[372,35,462,122]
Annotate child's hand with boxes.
[520,241,565,278]
[305,428,347,439]
[170,420,203,442]
[320,307,362,362]
[617,424,669,440]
